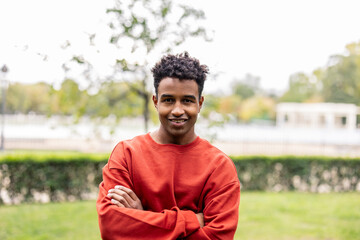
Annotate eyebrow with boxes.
[184,95,197,100]
[160,94,174,99]
[160,94,197,100]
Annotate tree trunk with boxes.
[143,93,149,132]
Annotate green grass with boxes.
[0,201,100,240]
[236,192,360,240]
[0,192,359,240]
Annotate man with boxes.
[97,52,240,239]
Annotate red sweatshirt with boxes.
[97,133,240,240]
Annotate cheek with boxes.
[157,107,169,116]
[188,107,200,116]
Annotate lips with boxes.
[169,118,188,126]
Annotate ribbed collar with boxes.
[145,132,201,151]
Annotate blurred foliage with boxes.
[279,72,318,102]
[6,82,53,115]
[320,42,360,105]
[218,95,242,119]
[5,79,143,122]
[239,96,276,122]
[57,79,88,117]
[204,73,276,123]
[4,77,277,124]
[200,94,220,119]
[280,40,360,105]
[232,73,260,100]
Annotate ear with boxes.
[152,95,158,110]
[198,96,204,112]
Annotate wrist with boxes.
[195,213,204,228]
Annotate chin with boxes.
[166,127,187,136]
[169,129,186,137]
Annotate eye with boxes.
[183,99,194,103]
[163,98,173,102]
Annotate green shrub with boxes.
[0,153,108,204]
[232,156,360,192]
[0,153,359,204]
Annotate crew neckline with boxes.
[145,132,201,149]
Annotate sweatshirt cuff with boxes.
[182,210,200,236]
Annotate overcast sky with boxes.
[1,0,360,95]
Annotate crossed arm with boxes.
[97,154,240,239]
[107,185,205,227]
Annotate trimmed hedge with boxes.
[0,153,107,204]
[0,153,359,204]
[231,156,360,192]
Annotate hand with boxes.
[196,212,204,228]
[107,185,143,210]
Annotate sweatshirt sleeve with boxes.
[96,143,200,240]
[185,159,241,240]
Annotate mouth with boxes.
[169,119,188,125]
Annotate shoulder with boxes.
[107,134,150,168]
[196,137,238,175]
[113,134,148,149]
[110,134,149,158]
[198,137,232,163]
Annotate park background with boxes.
[1,0,360,239]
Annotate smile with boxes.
[169,119,187,123]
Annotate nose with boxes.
[171,102,185,116]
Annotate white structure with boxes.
[276,103,360,130]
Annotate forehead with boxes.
[158,77,199,96]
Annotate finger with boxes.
[111,198,125,208]
[112,189,134,207]
[108,192,131,208]
[115,185,140,202]
[113,186,143,210]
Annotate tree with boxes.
[239,96,275,122]
[280,72,318,102]
[6,82,52,115]
[56,79,89,118]
[5,79,148,120]
[217,95,242,121]
[200,94,221,119]
[319,41,360,105]
[86,81,142,119]
[280,41,360,105]
[232,74,260,100]
[103,0,211,131]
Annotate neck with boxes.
[150,129,197,145]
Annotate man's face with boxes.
[153,77,204,144]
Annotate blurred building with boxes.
[276,103,360,130]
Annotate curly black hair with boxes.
[151,52,209,98]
